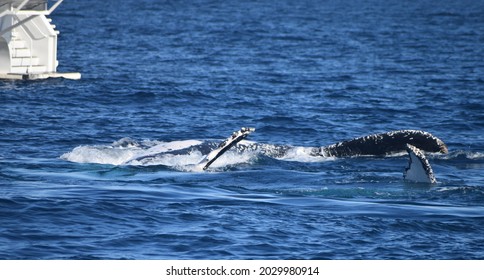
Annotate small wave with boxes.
[468,152,484,159]
[441,151,484,160]
[434,186,484,195]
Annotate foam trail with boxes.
[278,147,336,162]
[60,145,140,165]
[60,137,257,170]
[61,139,204,166]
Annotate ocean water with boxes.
[1,0,483,259]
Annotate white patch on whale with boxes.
[404,144,436,184]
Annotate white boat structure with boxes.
[0,0,79,80]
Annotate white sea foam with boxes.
[60,138,257,170]
[468,152,484,159]
[129,150,204,167]
[279,147,335,162]
[60,145,139,165]
[143,140,202,153]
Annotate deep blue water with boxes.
[1,0,484,259]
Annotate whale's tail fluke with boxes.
[197,127,255,170]
[404,144,437,184]
[312,130,448,157]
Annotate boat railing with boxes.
[0,2,15,12]
[0,0,32,18]
[15,0,63,16]
[0,0,63,72]
[0,0,63,37]
[0,0,63,19]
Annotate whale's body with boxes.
[312,130,447,157]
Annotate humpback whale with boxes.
[199,128,445,183]
[63,127,446,183]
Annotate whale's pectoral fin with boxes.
[198,127,255,170]
[404,144,436,184]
